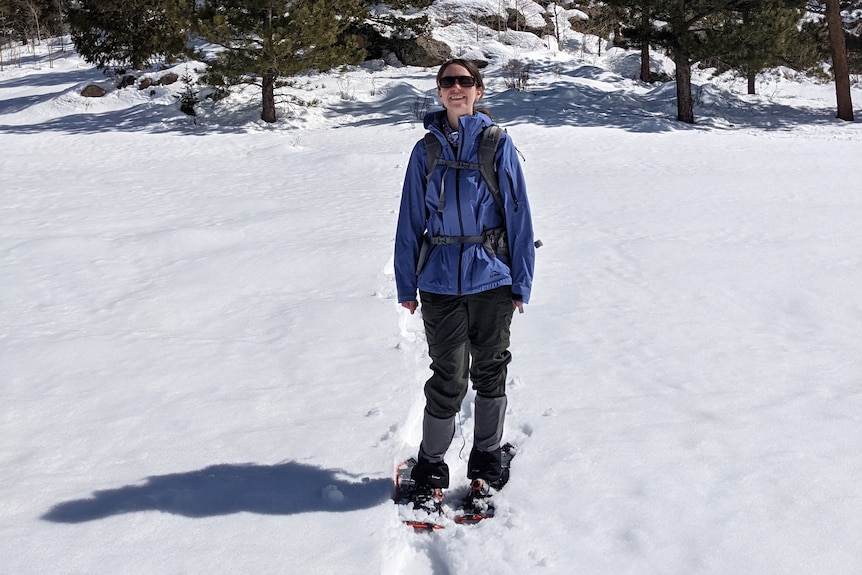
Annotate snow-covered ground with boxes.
[2,8,862,574]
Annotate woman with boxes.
[394,59,535,508]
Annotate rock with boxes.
[157,73,179,86]
[116,74,136,89]
[393,35,451,68]
[352,23,391,60]
[81,85,106,98]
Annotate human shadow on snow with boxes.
[41,461,391,523]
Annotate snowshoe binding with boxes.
[394,458,446,531]
[454,443,517,525]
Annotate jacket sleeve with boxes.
[394,140,429,303]
[498,134,535,304]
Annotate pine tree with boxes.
[1,0,70,68]
[2,0,63,48]
[713,0,807,94]
[603,2,657,82]
[68,0,192,71]
[649,0,726,123]
[196,0,367,123]
[604,1,816,122]
[176,67,200,117]
[602,1,719,122]
[803,1,858,120]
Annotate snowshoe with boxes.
[394,458,446,531]
[454,443,517,525]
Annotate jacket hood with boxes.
[423,110,494,132]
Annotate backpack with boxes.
[415,125,540,276]
[423,125,505,215]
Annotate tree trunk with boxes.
[640,9,650,82]
[261,74,277,123]
[747,70,756,95]
[825,0,854,121]
[640,38,650,82]
[26,0,43,45]
[674,53,694,124]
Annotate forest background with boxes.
[1,0,860,124]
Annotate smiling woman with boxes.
[435,59,485,129]
[393,58,536,511]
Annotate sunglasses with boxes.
[438,75,477,89]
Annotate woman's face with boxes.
[437,63,483,122]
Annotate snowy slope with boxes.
[2,9,862,575]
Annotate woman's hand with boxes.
[513,300,524,313]
[402,301,419,315]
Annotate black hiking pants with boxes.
[412,286,514,488]
[420,286,514,416]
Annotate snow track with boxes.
[380,251,548,573]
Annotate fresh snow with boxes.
[2,10,862,575]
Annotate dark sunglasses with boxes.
[438,75,477,89]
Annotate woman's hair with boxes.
[436,59,491,119]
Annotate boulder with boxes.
[116,74,136,89]
[81,85,106,98]
[393,35,451,67]
[157,73,179,86]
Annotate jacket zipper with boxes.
[453,132,466,296]
[455,169,464,295]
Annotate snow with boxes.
[2,9,862,574]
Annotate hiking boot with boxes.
[467,443,515,490]
[411,456,450,489]
[467,446,503,486]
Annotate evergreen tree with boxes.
[1,0,68,68]
[603,2,657,82]
[604,1,724,121]
[68,0,192,71]
[2,0,62,46]
[645,0,728,123]
[196,0,367,123]
[604,0,814,122]
[714,0,807,94]
[0,2,26,55]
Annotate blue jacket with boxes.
[395,111,535,304]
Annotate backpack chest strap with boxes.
[436,159,480,171]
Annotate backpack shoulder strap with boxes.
[478,125,504,214]
[423,132,441,183]
[423,126,505,215]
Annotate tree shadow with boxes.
[3,57,852,136]
[0,89,71,116]
[41,461,392,523]
[329,60,852,134]
[0,67,101,91]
